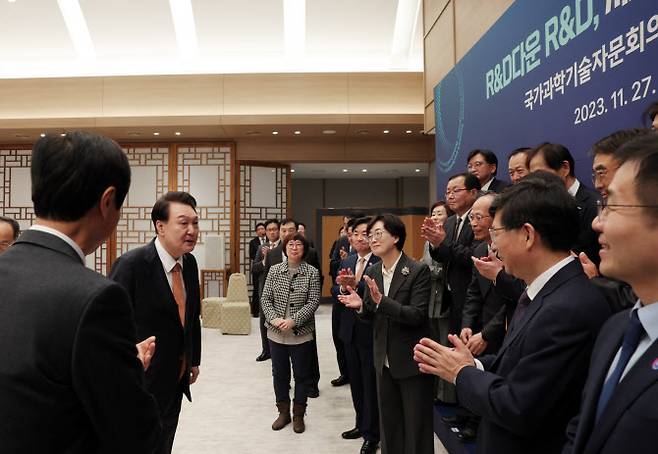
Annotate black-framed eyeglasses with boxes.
[445,187,468,197]
[488,226,506,243]
[596,199,658,218]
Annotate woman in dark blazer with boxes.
[260,233,320,434]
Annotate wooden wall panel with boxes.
[423,1,455,106]
[454,0,515,62]
[348,73,424,114]
[423,0,450,36]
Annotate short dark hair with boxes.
[280,218,298,229]
[508,147,531,160]
[298,222,306,229]
[367,213,406,251]
[447,172,482,191]
[31,131,130,221]
[352,216,372,230]
[527,143,576,177]
[264,219,280,230]
[614,133,658,221]
[0,216,20,240]
[467,149,498,175]
[429,200,454,217]
[282,233,310,259]
[591,129,651,157]
[346,218,356,230]
[151,191,197,231]
[255,222,265,230]
[643,101,658,126]
[489,171,580,252]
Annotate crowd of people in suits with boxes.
[0,102,657,454]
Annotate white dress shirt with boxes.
[604,299,658,382]
[567,179,581,197]
[155,237,186,299]
[30,225,85,264]
[481,177,494,191]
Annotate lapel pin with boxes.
[652,358,658,370]
[401,266,410,276]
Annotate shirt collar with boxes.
[526,255,574,300]
[382,252,403,277]
[635,300,658,343]
[568,179,580,197]
[155,237,183,272]
[357,251,373,262]
[30,225,85,264]
[481,177,494,191]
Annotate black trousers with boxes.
[331,302,350,378]
[269,339,313,405]
[376,367,434,454]
[250,274,260,317]
[157,387,183,454]
[259,308,270,355]
[344,340,379,442]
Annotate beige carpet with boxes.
[173,304,448,454]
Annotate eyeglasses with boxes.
[591,169,609,184]
[488,226,506,244]
[596,199,658,219]
[468,213,490,223]
[445,187,468,197]
[467,161,484,169]
[367,230,385,242]
[286,241,303,249]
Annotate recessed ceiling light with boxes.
[272,131,279,135]
[383,130,390,134]
[361,169,368,173]
[40,133,46,137]
[174,131,181,136]
[153,132,160,136]
[294,130,301,135]
[322,129,336,135]
[342,169,348,173]
[406,130,413,134]
[291,169,296,173]
[415,168,421,172]
[60,133,66,137]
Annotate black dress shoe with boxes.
[341,427,361,439]
[331,375,349,386]
[307,386,320,398]
[255,352,271,362]
[360,440,379,453]
[456,424,477,442]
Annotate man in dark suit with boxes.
[467,149,511,193]
[249,222,267,316]
[262,218,323,397]
[415,172,611,454]
[528,143,601,266]
[340,214,433,454]
[0,214,19,254]
[332,216,381,453]
[0,132,161,453]
[110,191,202,454]
[252,218,281,361]
[563,134,658,453]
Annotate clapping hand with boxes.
[420,217,446,247]
[337,286,363,310]
[472,251,504,281]
[363,275,382,305]
[336,268,357,289]
[339,247,349,260]
[578,252,599,279]
[136,336,156,371]
[465,332,488,356]
[413,334,475,383]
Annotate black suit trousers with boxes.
[158,382,184,454]
[376,367,434,454]
[345,340,379,442]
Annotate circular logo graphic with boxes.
[435,66,465,174]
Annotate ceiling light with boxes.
[322,129,336,135]
[60,133,66,136]
[153,132,160,136]
[406,130,413,134]
[355,129,369,135]
[57,0,95,59]
[272,131,279,135]
[361,169,368,173]
[40,133,46,137]
[294,130,301,135]
[127,132,141,137]
[283,0,306,57]
[245,131,261,136]
[415,168,421,172]
[168,0,199,56]
[175,131,181,136]
[291,169,296,173]
[342,169,348,173]
[383,130,390,134]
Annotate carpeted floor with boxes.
[173,304,448,454]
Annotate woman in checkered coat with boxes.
[260,232,321,434]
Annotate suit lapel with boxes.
[386,253,408,299]
[145,241,185,328]
[586,337,658,453]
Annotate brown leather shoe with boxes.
[272,401,291,430]
[292,402,306,433]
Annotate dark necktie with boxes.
[452,217,462,242]
[595,310,644,421]
[509,290,531,332]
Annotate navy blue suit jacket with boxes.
[455,260,611,454]
[563,308,658,454]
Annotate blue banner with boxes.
[434,0,658,195]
